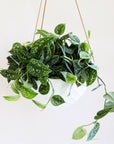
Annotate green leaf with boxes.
[39,76,48,85]
[105,101,114,112]
[104,93,114,112]
[64,46,75,55]
[73,60,90,86]
[9,42,23,55]
[48,55,60,66]
[61,56,72,65]
[11,83,19,94]
[23,81,33,89]
[51,95,65,106]
[28,77,38,90]
[20,86,38,99]
[42,46,52,63]
[72,126,87,140]
[88,30,91,39]
[94,108,112,120]
[88,64,99,70]
[68,33,80,43]
[73,60,87,86]
[61,33,80,44]
[27,58,52,77]
[36,29,56,38]
[61,72,76,84]
[17,48,31,64]
[80,42,89,53]
[0,69,18,83]
[31,37,56,58]
[7,55,19,70]
[86,68,97,86]
[54,24,65,35]
[39,82,50,95]
[32,100,46,109]
[60,33,72,40]
[104,92,114,102]
[23,41,32,47]
[14,80,22,91]
[4,95,21,101]
[80,51,90,59]
[87,123,100,141]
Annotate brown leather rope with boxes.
[32,0,43,43]
[74,0,95,62]
[39,0,47,38]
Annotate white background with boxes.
[0,0,114,144]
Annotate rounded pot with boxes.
[34,79,87,106]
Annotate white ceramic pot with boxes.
[34,79,87,106]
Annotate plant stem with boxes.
[67,84,73,96]
[82,121,97,127]
[45,79,55,107]
[97,76,108,94]
[76,79,86,87]
[58,43,73,74]
[91,77,102,91]
[10,56,20,66]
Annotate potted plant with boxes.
[0,24,114,141]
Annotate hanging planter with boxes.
[0,0,114,142]
[1,23,90,108]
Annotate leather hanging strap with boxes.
[32,0,47,42]
[40,0,47,38]
[32,0,43,43]
[74,0,95,62]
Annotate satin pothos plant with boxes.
[0,24,114,141]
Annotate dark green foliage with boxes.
[51,95,65,106]
[31,36,56,59]
[7,55,19,70]
[9,42,23,55]
[39,82,50,95]
[73,60,97,86]
[94,108,112,120]
[0,23,98,101]
[27,58,52,77]
[54,24,65,35]
[48,55,60,66]
[0,69,19,82]
[39,76,48,85]
[86,68,97,86]
[28,76,38,90]
[16,48,31,64]
[49,63,68,80]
